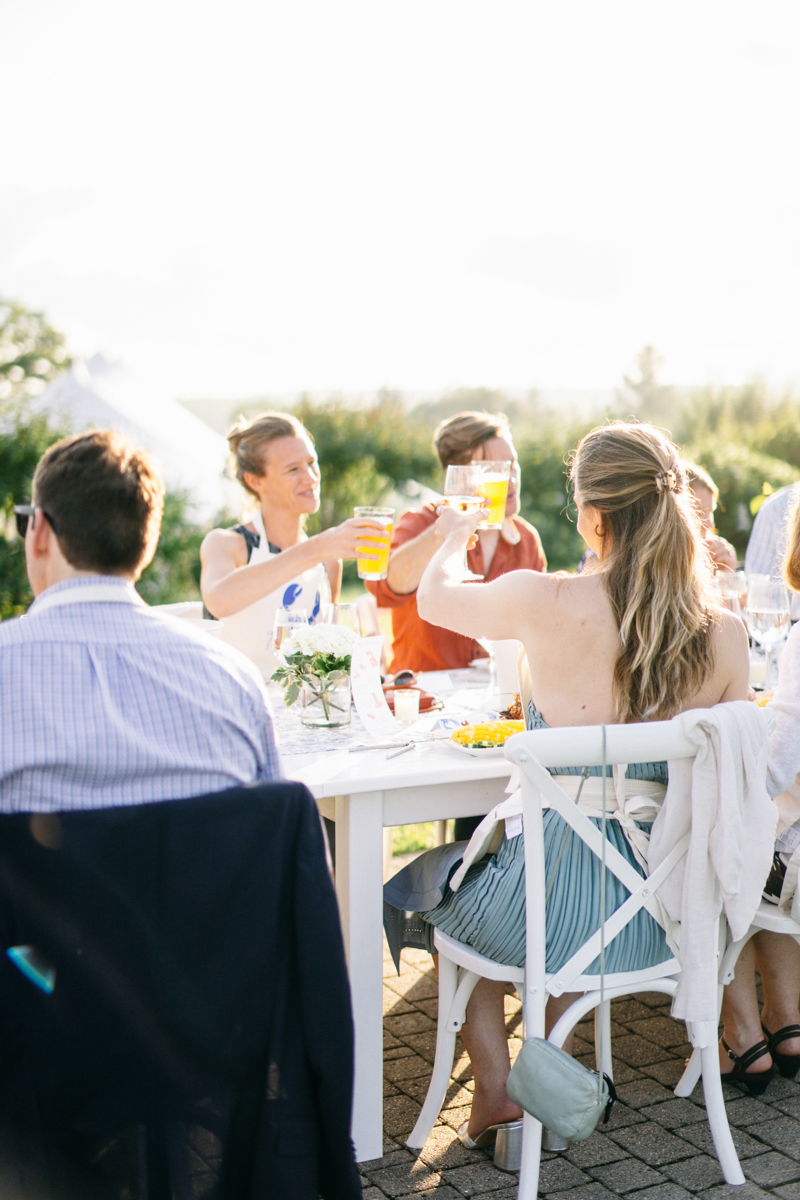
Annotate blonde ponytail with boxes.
[571,422,716,723]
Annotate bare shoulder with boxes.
[707,605,750,701]
[489,567,606,623]
[200,526,248,567]
[709,604,748,655]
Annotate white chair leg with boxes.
[595,1000,613,1081]
[517,1112,543,1200]
[699,1040,745,1185]
[674,1048,702,1097]
[407,955,460,1149]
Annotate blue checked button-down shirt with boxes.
[0,576,282,812]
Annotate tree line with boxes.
[2,303,799,619]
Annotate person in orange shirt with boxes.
[366,411,547,674]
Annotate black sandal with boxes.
[720,1038,775,1096]
[761,1023,800,1079]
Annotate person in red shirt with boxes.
[367,411,547,673]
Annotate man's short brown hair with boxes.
[433,411,511,469]
[33,431,165,575]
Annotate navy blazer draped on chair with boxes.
[0,782,361,1200]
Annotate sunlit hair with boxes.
[227,411,313,500]
[784,488,800,593]
[433,411,510,469]
[570,422,717,723]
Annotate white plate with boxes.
[447,740,507,757]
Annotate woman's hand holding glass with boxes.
[316,515,391,564]
[435,498,489,582]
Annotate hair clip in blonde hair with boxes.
[654,468,677,494]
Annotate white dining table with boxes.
[282,735,514,1161]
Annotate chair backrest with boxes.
[0,782,361,1199]
[504,720,700,1038]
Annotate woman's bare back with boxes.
[518,571,749,727]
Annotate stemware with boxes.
[746,577,791,688]
[442,465,487,583]
[716,570,747,618]
[273,607,308,655]
[323,603,362,637]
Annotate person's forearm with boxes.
[203,538,325,617]
[386,524,441,595]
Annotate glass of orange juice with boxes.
[473,461,511,529]
[354,506,394,580]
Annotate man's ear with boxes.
[28,509,54,560]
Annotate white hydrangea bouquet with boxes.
[271,622,358,726]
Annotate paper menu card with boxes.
[350,636,402,737]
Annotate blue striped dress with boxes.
[419,704,672,974]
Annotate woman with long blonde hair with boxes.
[385,421,749,1147]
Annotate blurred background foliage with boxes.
[4,307,800,617]
[0,297,217,614]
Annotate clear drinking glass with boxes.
[273,607,308,655]
[716,570,747,618]
[442,465,488,583]
[354,506,394,581]
[746,577,791,688]
[472,460,512,530]
[323,602,362,636]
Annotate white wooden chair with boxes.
[407,720,746,1196]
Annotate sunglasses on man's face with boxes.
[12,505,61,539]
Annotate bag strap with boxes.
[598,726,608,1107]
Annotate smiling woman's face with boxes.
[244,434,321,515]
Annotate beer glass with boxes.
[473,460,512,529]
[354,507,394,581]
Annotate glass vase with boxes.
[300,676,352,728]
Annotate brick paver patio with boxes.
[360,939,800,1200]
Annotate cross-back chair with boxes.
[407,720,746,1197]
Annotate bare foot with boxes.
[467,1088,523,1140]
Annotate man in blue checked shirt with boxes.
[2,430,282,812]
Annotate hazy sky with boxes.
[2,0,799,399]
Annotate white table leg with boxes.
[383,826,394,881]
[335,790,385,1162]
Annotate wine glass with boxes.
[323,603,362,636]
[442,465,487,583]
[716,570,747,618]
[746,578,791,689]
[273,607,308,655]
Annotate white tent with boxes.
[32,355,239,521]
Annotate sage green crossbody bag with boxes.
[506,726,618,1141]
